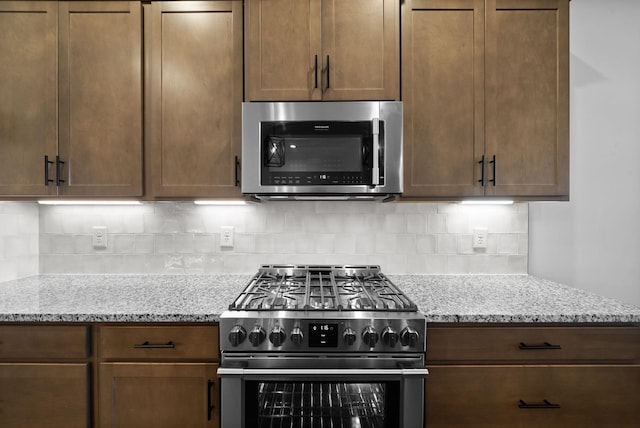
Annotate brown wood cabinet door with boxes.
[58,1,143,197]
[401,0,485,199]
[0,1,57,197]
[426,365,640,428]
[146,1,243,198]
[245,0,322,101]
[0,363,89,428]
[98,363,219,428]
[484,0,569,198]
[321,0,399,101]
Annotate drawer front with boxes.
[0,325,89,359]
[427,326,640,363]
[426,365,640,428]
[98,326,219,360]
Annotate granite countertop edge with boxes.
[1,274,639,324]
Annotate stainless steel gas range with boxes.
[218,265,428,428]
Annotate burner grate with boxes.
[229,265,417,312]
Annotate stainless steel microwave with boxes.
[241,101,403,201]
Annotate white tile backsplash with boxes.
[0,202,39,281]
[35,201,528,274]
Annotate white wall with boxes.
[529,0,640,306]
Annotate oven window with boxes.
[246,381,399,428]
[269,136,364,173]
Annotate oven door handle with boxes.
[371,117,380,187]
[217,368,429,376]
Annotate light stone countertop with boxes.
[1,274,639,324]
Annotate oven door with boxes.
[218,366,428,428]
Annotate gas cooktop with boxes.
[228,265,418,312]
[220,265,426,354]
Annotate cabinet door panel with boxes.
[401,0,485,198]
[147,1,243,197]
[245,0,321,101]
[322,0,398,100]
[426,365,640,428]
[0,363,89,428]
[0,1,57,197]
[99,363,219,428]
[485,0,569,197]
[58,1,143,197]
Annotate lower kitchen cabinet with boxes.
[0,363,90,428]
[96,324,220,428]
[98,363,219,428]
[425,325,640,428]
[0,325,91,428]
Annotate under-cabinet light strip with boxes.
[37,200,143,205]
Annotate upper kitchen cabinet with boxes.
[58,1,143,197]
[0,2,57,197]
[402,0,569,200]
[145,0,243,198]
[0,1,143,198]
[245,0,399,101]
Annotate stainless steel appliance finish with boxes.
[218,265,427,428]
[241,102,403,201]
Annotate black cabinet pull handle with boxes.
[489,154,496,186]
[478,155,485,187]
[326,55,330,89]
[519,399,560,409]
[234,156,240,187]
[314,55,318,89]
[133,340,175,349]
[207,379,215,420]
[55,155,65,186]
[44,155,54,186]
[519,342,562,350]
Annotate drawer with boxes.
[98,325,219,360]
[426,365,640,428]
[0,325,89,359]
[427,326,640,363]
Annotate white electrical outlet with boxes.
[473,227,488,249]
[220,226,234,248]
[92,226,108,249]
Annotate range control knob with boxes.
[228,325,247,347]
[269,326,286,347]
[362,326,379,347]
[290,326,304,345]
[400,327,420,348]
[248,325,266,347]
[343,327,357,346]
[382,326,399,347]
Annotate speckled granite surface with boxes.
[1,274,639,323]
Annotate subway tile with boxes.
[30,201,528,275]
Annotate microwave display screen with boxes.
[260,121,381,186]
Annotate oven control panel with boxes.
[219,312,426,353]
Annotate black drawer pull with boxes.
[133,340,175,349]
[519,341,562,350]
[519,399,560,409]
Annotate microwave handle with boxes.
[372,117,380,186]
